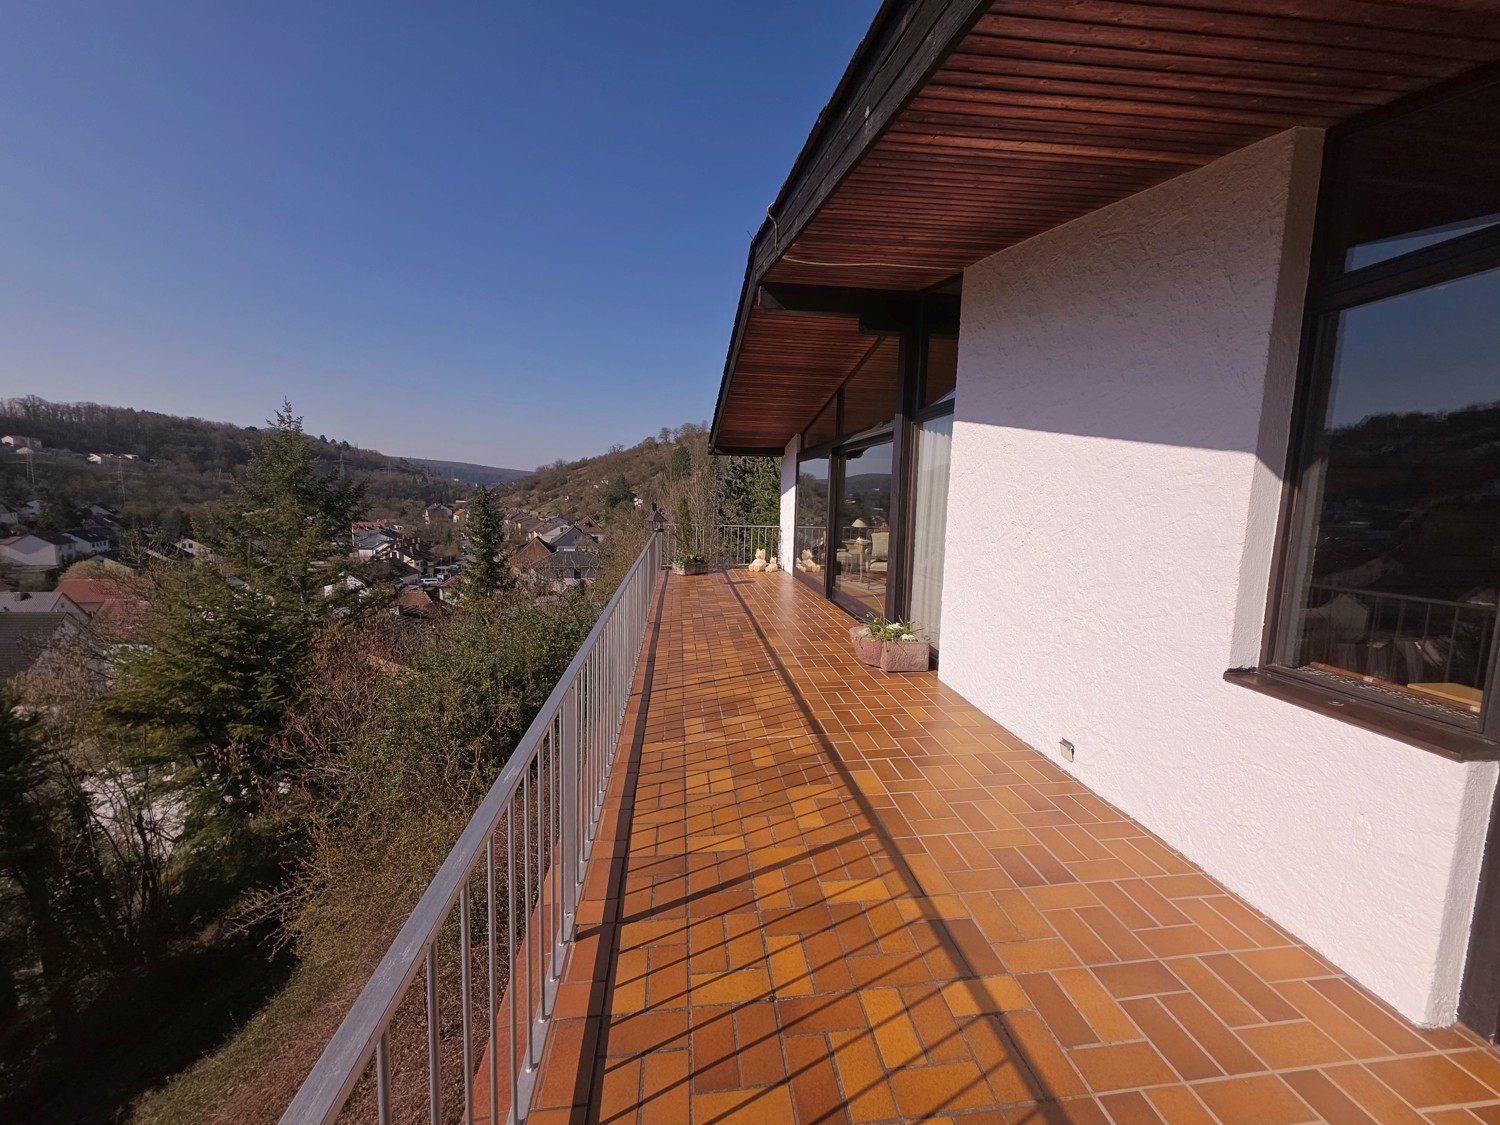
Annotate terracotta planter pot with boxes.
[849,627,930,672]
[879,638,931,673]
[849,625,884,667]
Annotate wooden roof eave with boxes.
[710,0,993,455]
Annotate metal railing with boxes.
[1302,582,1497,688]
[664,523,781,568]
[281,530,663,1125]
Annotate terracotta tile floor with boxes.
[528,570,1500,1124]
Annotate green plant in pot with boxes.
[850,614,930,673]
[672,498,706,575]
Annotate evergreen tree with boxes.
[717,455,781,526]
[202,401,366,615]
[604,474,631,510]
[667,443,692,480]
[0,689,116,1032]
[462,484,508,599]
[102,402,367,808]
[103,564,312,799]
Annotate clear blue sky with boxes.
[0,2,878,469]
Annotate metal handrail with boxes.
[664,523,781,567]
[281,530,663,1125]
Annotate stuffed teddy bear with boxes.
[747,548,767,572]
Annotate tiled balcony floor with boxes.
[530,570,1500,1124]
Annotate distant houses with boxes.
[506,514,604,591]
[1,434,43,450]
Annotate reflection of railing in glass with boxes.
[1299,583,1496,705]
[793,524,826,576]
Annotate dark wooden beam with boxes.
[757,283,961,336]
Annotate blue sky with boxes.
[0,2,878,469]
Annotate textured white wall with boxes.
[780,435,798,574]
[941,128,1497,1025]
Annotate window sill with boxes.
[1223,668,1500,763]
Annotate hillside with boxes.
[500,424,711,521]
[406,457,530,487]
[0,396,476,530]
[499,423,781,537]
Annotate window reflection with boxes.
[1284,268,1500,714]
[924,335,958,407]
[842,337,900,434]
[833,442,893,616]
[1336,78,1500,272]
[793,457,829,583]
[804,395,837,449]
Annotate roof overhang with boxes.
[711,0,1500,454]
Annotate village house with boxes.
[0,590,88,623]
[0,533,77,571]
[1,434,42,450]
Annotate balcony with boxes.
[289,543,1500,1123]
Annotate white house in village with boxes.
[1,434,42,450]
[712,14,1500,1035]
[0,533,77,571]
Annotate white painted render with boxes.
[780,435,799,574]
[938,127,1497,1025]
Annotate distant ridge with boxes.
[408,457,531,487]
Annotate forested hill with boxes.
[407,457,530,487]
[0,396,513,526]
[500,422,781,530]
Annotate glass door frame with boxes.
[793,292,959,629]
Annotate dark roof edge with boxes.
[709,0,990,454]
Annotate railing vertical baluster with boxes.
[486,838,498,1125]
[460,883,473,1125]
[533,733,546,1042]
[550,715,561,984]
[507,804,517,1120]
[562,680,580,941]
[521,767,533,1080]
[426,945,439,1125]
[376,1032,391,1125]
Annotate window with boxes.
[1266,73,1500,744]
[804,395,837,449]
[793,456,829,584]
[923,335,958,407]
[841,337,900,435]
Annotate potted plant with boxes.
[850,615,930,673]
[671,498,706,575]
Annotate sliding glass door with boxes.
[832,441,893,617]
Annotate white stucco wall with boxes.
[940,127,1498,1025]
[780,435,799,573]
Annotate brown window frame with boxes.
[1238,68,1500,762]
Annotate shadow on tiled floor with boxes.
[522,570,1500,1125]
